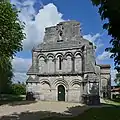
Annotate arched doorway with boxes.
[58,85,65,101]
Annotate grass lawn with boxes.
[41,107,120,120]
[75,107,120,120]
[0,94,25,105]
[104,99,120,106]
[1,106,120,120]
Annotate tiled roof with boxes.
[27,66,37,74]
[98,64,111,68]
[111,87,120,92]
[26,76,39,83]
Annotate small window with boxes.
[58,56,62,70]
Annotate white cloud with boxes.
[10,0,64,82]
[10,1,112,84]
[97,51,112,61]
[83,33,100,43]
[11,0,64,50]
[13,72,27,83]
[12,57,32,73]
[83,33,104,50]
[12,57,32,83]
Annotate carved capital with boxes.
[71,56,75,61]
[52,58,57,62]
[62,57,67,60]
[44,58,48,63]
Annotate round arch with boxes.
[37,54,46,59]
[40,79,51,88]
[58,85,65,101]
[74,51,83,58]
[52,78,69,89]
[74,51,83,72]
[64,52,74,59]
[55,53,63,59]
[70,79,81,87]
[100,76,109,87]
[47,53,55,59]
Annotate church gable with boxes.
[44,21,81,43]
[35,21,92,51]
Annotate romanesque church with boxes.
[26,21,111,103]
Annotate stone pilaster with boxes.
[32,51,38,73]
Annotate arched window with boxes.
[75,53,82,72]
[39,57,46,73]
[48,56,54,73]
[58,56,62,70]
[56,53,63,72]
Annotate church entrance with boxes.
[58,85,65,101]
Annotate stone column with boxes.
[87,82,90,94]
[53,58,57,73]
[32,51,38,72]
[82,45,87,72]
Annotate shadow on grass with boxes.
[0,111,71,120]
[73,106,120,120]
[0,103,120,120]
[8,100,37,106]
[102,98,120,106]
[111,98,120,103]
[0,94,37,106]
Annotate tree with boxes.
[11,83,26,95]
[0,1,25,93]
[114,73,120,86]
[91,0,120,71]
[0,1,25,58]
[0,58,13,94]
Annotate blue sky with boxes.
[10,0,116,85]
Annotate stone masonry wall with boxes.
[26,75,83,102]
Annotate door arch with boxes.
[58,85,65,101]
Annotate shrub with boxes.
[11,83,26,95]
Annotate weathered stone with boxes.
[26,20,111,103]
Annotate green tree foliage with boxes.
[91,0,120,71]
[11,83,26,95]
[0,1,25,93]
[115,73,120,86]
[0,1,25,59]
[0,58,13,94]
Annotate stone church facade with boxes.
[26,21,111,103]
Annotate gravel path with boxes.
[0,101,86,118]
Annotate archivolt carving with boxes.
[64,52,74,58]
[52,79,69,89]
[74,51,83,58]
[55,52,63,59]
[40,79,51,88]
[47,53,55,59]
[37,54,47,60]
[70,79,81,87]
